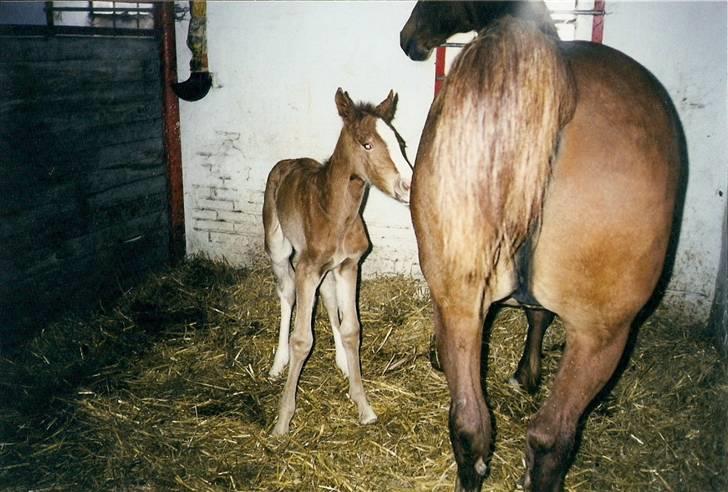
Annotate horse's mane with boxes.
[469,1,560,40]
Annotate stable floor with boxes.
[0,257,724,490]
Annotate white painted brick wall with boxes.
[176,1,727,324]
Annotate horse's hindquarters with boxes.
[531,42,681,326]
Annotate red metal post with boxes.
[592,0,606,44]
[156,3,186,264]
[434,46,447,96]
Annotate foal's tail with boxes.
[425,16,576,283]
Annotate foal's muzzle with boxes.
[395,178,411,204]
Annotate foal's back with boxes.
[263,156,368,262]
[264,158,324,249]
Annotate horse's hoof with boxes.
[429,339,443,372]
[509,375,540,394]
[521,473,531,491]
[475,457,488,476]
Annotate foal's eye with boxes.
[363,142,373,151]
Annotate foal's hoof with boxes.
[271,420,290,436]
[359,406,378,425]
[335,358,350,378]
[268,361,288,378]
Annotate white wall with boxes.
[602,1,727,322]
[177,1,429,277]
[176,1,726,324]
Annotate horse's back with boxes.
[531,41,682,325]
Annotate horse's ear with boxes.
[376,90,398,123]
[335,88,355,122]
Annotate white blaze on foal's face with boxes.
[375,118,412,203]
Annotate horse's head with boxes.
[400,1,557,61]
[335,88,411,204]
[400,1,475,61]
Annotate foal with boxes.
[263,88,410,435]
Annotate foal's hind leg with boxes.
[510,308,555,393]
[266,228,295,378]
[320,272,349,377]
[272,260,322,435]
[333,260,377,425]
[524,320,630,491]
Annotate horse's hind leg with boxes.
[272,260,322,435]
[431,290,492,492]
[510,308,555,393]
[333,260,377,425]
[320,272,349,377]
[266,225,295,378]
[524,320,630,491]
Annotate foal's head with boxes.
[334,88,411,203]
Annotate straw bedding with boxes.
[1,256,725,490]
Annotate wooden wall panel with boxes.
[0,36,169,345]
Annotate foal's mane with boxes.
[346,101,383,122]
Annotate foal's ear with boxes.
[335,87,355,122]
[376,90,398,123]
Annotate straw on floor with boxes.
[0,255,725,491]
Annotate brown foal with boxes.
[263,88,410,435]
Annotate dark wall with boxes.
[0,36,169,345]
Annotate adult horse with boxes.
[400,2,682,491]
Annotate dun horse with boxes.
[401,2,681,491]
[263,88,411,435]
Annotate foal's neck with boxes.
[322,131,367,219]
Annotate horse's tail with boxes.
[425,16,576,285]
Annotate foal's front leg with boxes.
[334,261,377,425]
[272,262,321,435]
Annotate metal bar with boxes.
[45,1,54,28]
[0,24,155,37]
[550,9,606,16]
[592,0,606,43]
[45,6,154,13]
[156,2,186,264]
